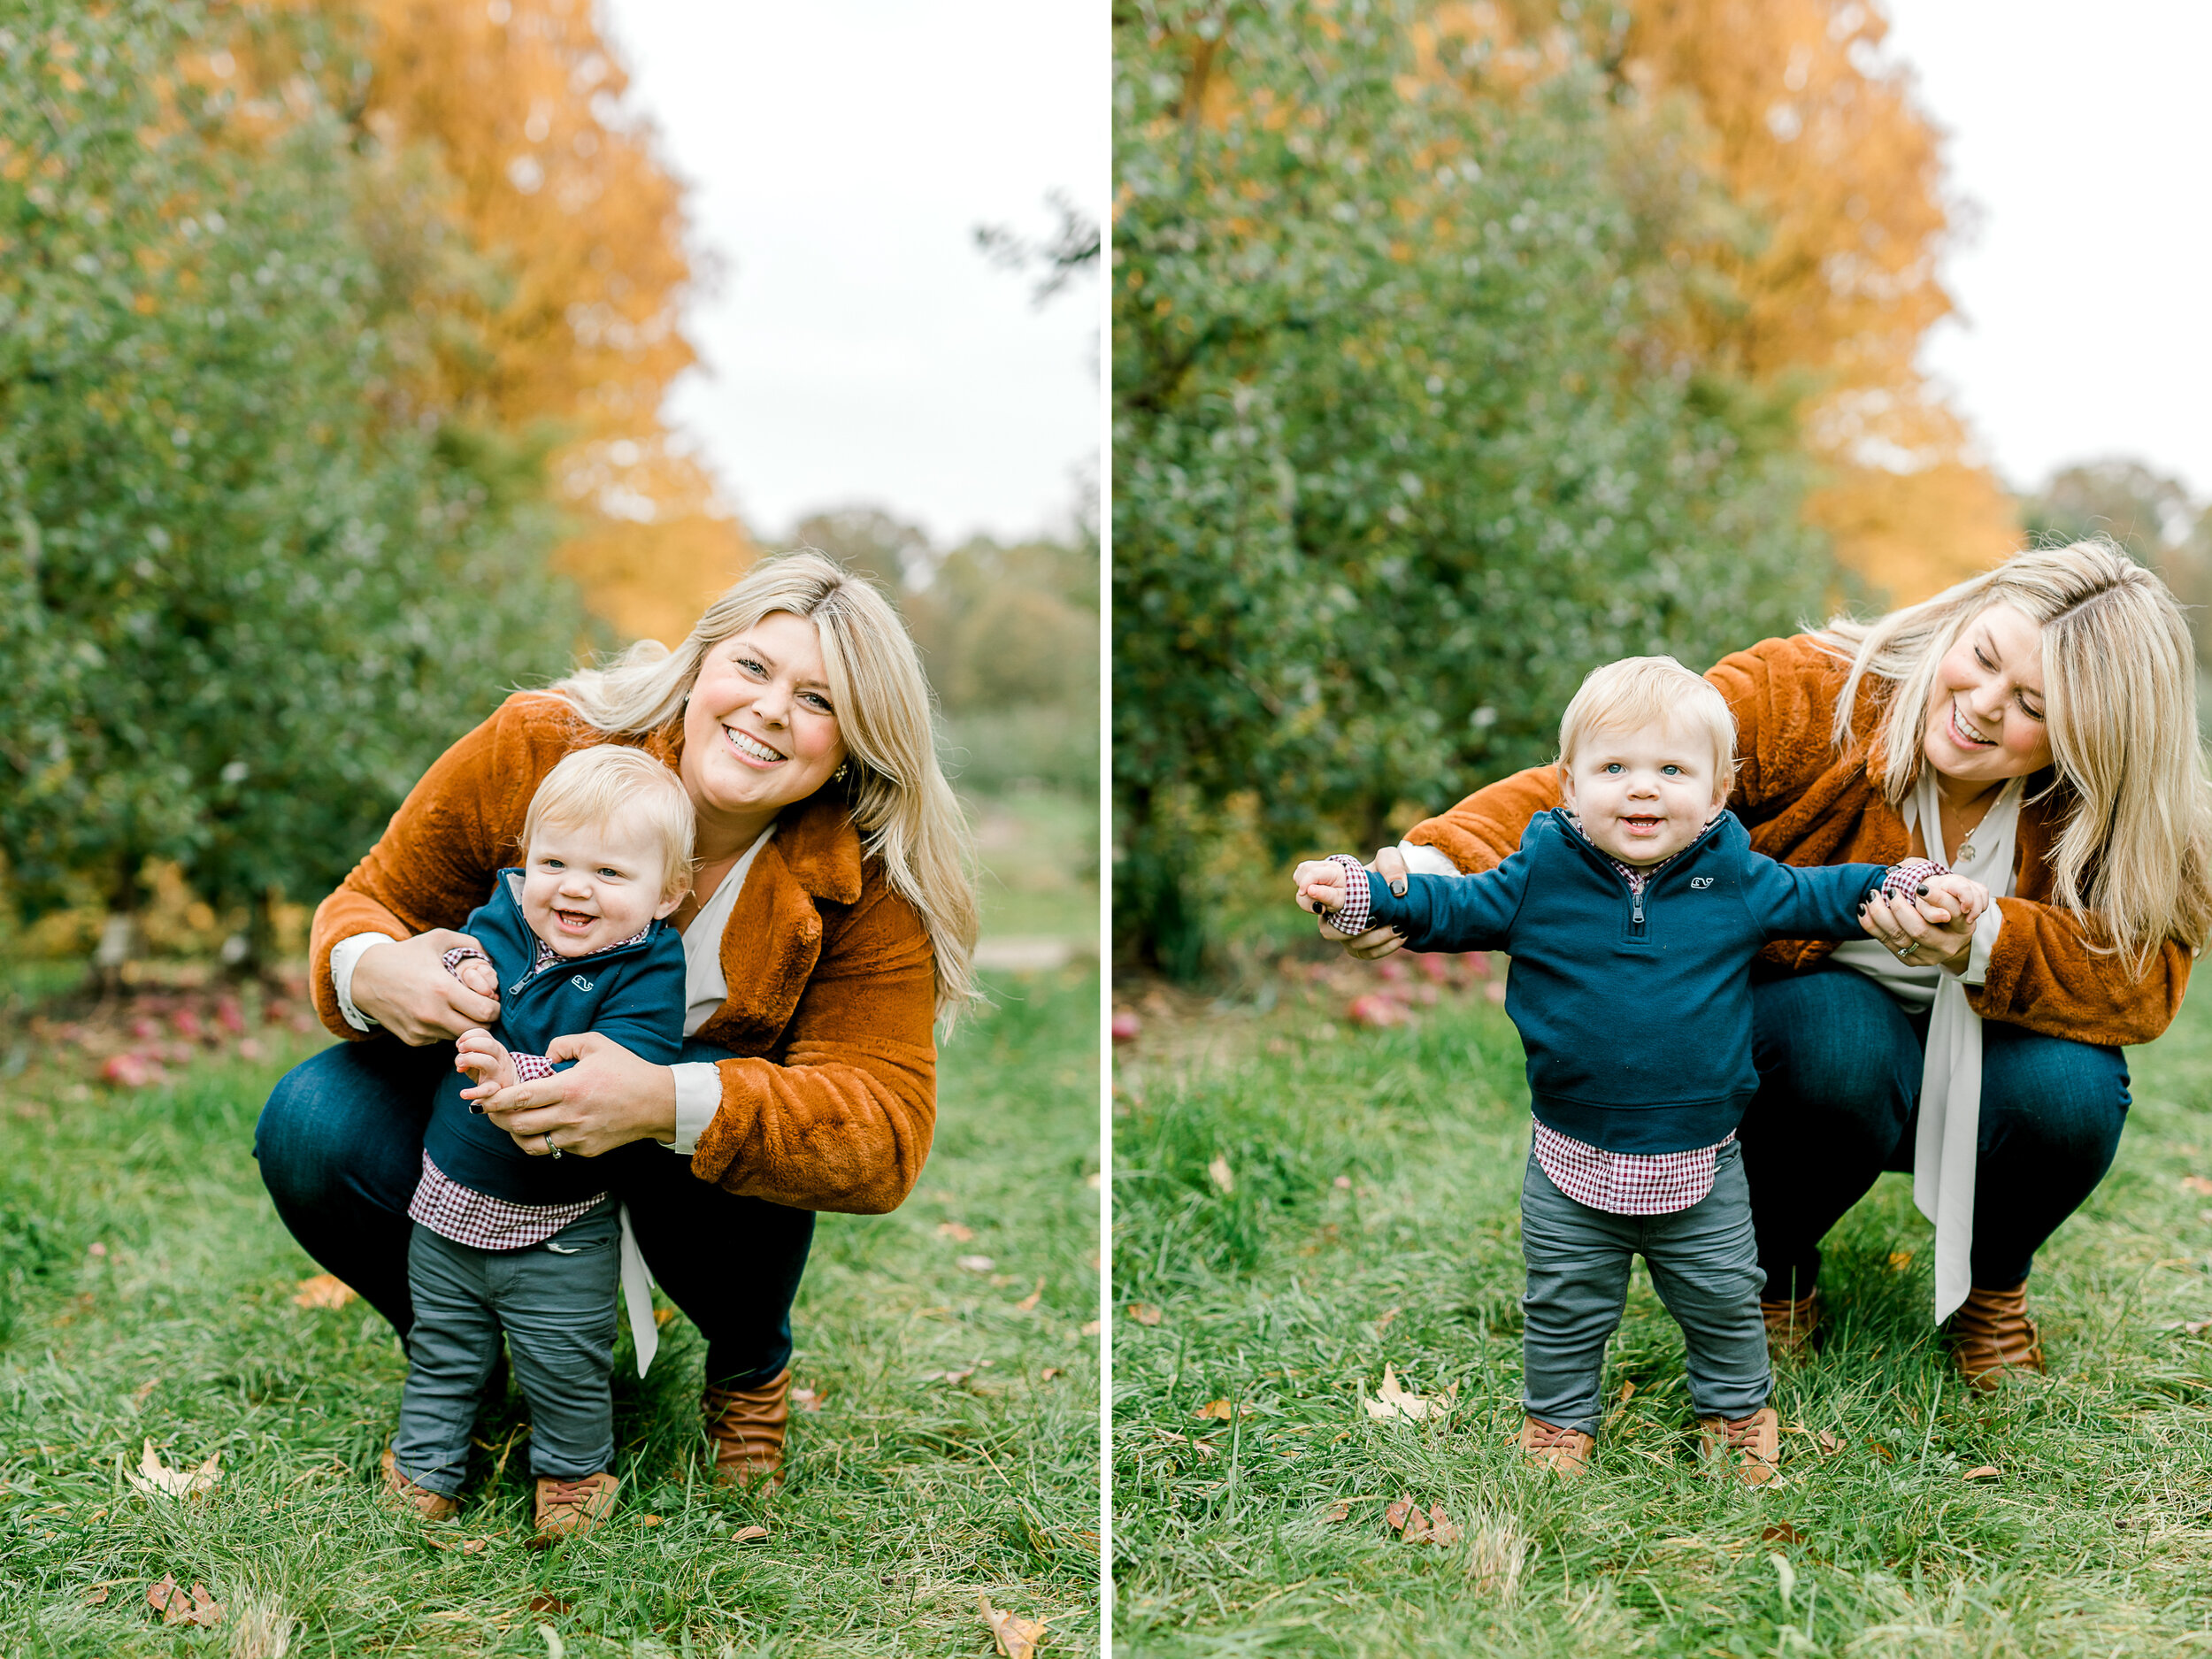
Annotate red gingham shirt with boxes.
[1323,841,1944,1216]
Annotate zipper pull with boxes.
[1632,887,1644,926]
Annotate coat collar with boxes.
[649,721,865,907]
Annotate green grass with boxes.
[971,788,1101,944]
[1112,964,2212,1656]
[0,965,1100,1656]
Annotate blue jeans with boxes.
[254,1036,813,1388]
[1740,966,2131,1297]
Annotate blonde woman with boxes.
[1332,542,2212,1388]
[257,551,978,1482]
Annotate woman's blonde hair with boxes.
[1557,656,1740,796]
[1814,539,2212,974]
[522,746,697,905]
[552,550,980,1023]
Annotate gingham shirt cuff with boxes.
[330,932,398,1032]
[1325,855,1376,935]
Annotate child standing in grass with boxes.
[1295,657,1987,1482]
[379,744,691,1539]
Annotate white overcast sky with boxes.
[1883,2,2212,501]
[596,1,1106,548]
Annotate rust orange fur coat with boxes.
[1405,634,2193,1048]
[310,694,937,1214]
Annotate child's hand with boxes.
[1294,857,1353,915]
[449,956,500,998]
[1913,872,1991,929]
[455,1028,518,1103]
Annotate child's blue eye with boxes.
[1662,764,1681,776]
[1603,763,1622,774]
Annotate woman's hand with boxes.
[1862,891,1978,975]
[476,1031,680,1158]
[351,929,501,1045]
[1318,847,1410,958]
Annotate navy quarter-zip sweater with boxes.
[1360,810,1889,1154]
[420,870,687,1206]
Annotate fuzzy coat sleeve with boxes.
[687,873,939,1215]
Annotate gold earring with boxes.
[834,761,849,783]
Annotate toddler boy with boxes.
[1296,657,1985,1482]
[380,743,692,1538]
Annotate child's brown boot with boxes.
[1517,1416,1594,1479]
[380,1448,458,1521]
[1697,1406,1780,1486]
[1760,1288,1821,1362]
[533,1471,620,1542]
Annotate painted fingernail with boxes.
[1916,883,1929,895]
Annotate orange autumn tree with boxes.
[305,0,753,644]
[1443,0,2019,602]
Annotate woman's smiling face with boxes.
[1923,601,2055,787]
[680,611,849,831]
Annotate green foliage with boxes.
[1112,1,1834,975]
[0,0,580,947]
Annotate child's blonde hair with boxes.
[521,745,697,904]
[1556,656,1739,794]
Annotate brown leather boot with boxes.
[533,1471,619,1542]
[1947,1282,2044,1391]
[1760,1287,1821,1362]
[702,1368,791,1486]
[1697,1406,1781,1486]
[380,1448,458,1521]
[1517,1416,1594,1479]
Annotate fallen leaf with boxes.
[291,1274,355,1310]
[1869,1442,1895,1463]
[937,1222,977,1242]
[1041,1367,1062,1381]
[460,1538,488,1555]
[1016,1279,1045,1312]
[1207,1156,1235,1194]
[126,1440,220,1500]
[731,1525,769,1543]
[1194,1399,1235,1421]
[1816,1431,1846,1456]
[1962,1464,2001,1481]
[956,1254,995,1272]
[925,1369,976,1386]
[1323,1500,1354,1523]
[979,1591,1048,1659]
[1080,1320,1101,1337]
[1333,1174,1353,1190]
[789,1386,824,1413]
[2185,1320,2212,1335]
[1362,1363,1450,1422]
[1127,1303,1163,1326]
[83,1586,110,1606]
[1617,1379,1637,1402]
[653,1307,675,1327]
[1886,1250,1915,1271]
[146,1576,223,1628]
[526,1594,571,1615]
[640,1514,662,1526]
[1374,1306,1402,1334]
[1425,1504,1462,1547]
[2182,1175,2212,1195]
[1763,1522,1805,1545]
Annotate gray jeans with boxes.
[392,1202,620,1494]
[1519,1139,1770,1435]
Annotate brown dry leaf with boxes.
[937,1222,977,1242]
[1385,1494,1415,1530]
[1323,1500,1354,1523]
[146,1575,223,1628]
[1016,1279,1045,1313]
[1041,1368,1063,1381]
[460,1539,488,1555]
[125,1440,220,1500]
[789,1386,824,1413]
[1870,1443,1895,1463]
[2182,1175,2212,1195]
[731,1525,770,1544]
[979,1592,1048,1659]
[1962,1464,2001,1481]
[640,1514,663,1526]
[1617,1379,1638,1402]
[526,1594,571,1615]
[83,1586,111,1606]
[1362,1363,1448,1422]
[2185,1320,2212,1335]
[1194,1399,1235,1422]
[1425,1504,1462,1547]
[1207,1156,1235,1194]
[1374,1306,1402,1334]
[1816,1431,1846,1456]
[1886,1250,1915,1271]
[290,1274,355,1310]
[1762,1522,1805,1545]
[1127,1303,1163,1327]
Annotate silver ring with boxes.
[1898,941,1918,959]
[544,1132,563,1160]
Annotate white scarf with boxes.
[1906,769,2023,1322]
